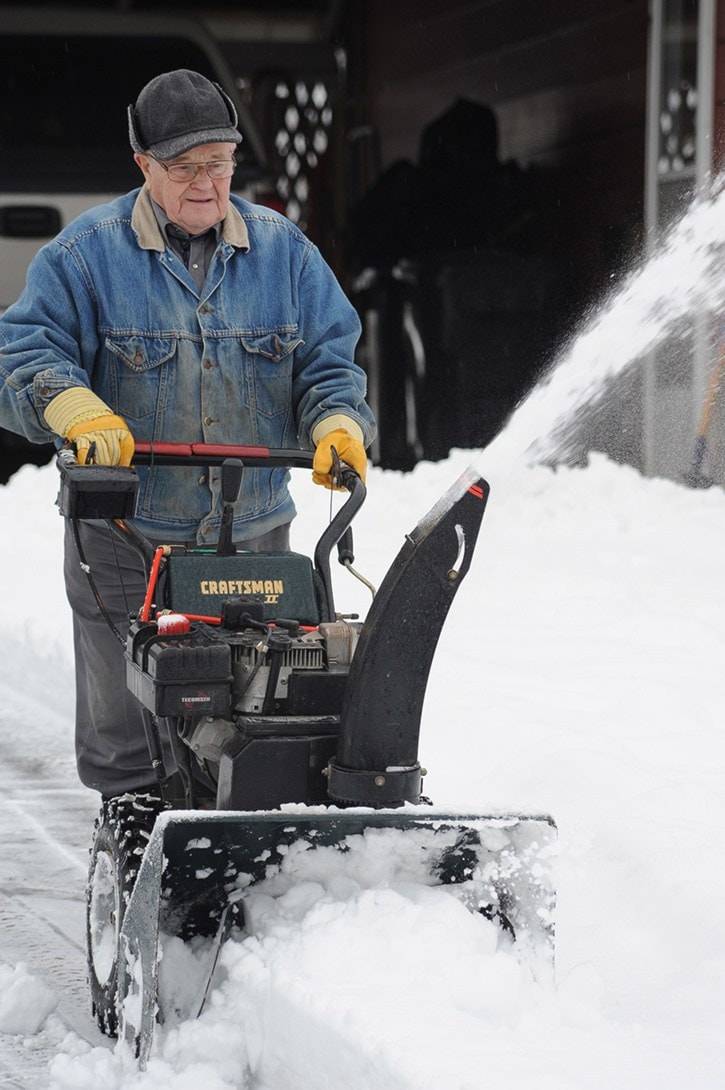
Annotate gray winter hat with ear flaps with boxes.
[128,69,242,160]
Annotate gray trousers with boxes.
[63,519,290,797]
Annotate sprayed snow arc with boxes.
[483,178,725,479]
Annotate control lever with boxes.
[217,458,244,556]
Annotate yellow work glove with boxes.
[312,427,367,491]
[44,387,134,466]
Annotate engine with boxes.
[228,619,360,714]
[125,612,362,808]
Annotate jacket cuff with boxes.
[311,414,365,446]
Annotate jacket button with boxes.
[198,475,206,485]
[40,386,51,396]
[204,415,214,426]
[203,358,214,369]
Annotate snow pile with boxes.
[181,881,543,1090]
[0,460,75,721]
[48,879,567,1090]
[0,962,58,1035]
[0,452,723,1088]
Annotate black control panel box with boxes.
[58,461,139,520]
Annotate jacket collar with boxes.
[131,186,250,252]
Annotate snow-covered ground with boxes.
[0,450,723,1089]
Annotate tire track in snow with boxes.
[0,783,98,1024]
[0,672,108,1082]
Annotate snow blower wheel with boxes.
[86,794,164,1036]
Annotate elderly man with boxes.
[0,69,375,801]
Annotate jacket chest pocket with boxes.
[105,335,177,422]
[241,331,302,419]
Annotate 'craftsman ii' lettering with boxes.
[199,579,284,596]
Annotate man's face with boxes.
[134,142,236,235]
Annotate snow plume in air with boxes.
[480,177,725,482]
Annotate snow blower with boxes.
[58,444,556,1063]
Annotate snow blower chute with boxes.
[58,445,557,1063]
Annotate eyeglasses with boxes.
[152,157,237,182]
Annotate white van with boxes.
[0,6,267,475]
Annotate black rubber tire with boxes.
[85,794,164,1037]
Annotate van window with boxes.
[0,34,260,193]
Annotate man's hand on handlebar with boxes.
[312,428,367,491]
[44,387,134,466]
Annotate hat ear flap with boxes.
[213,82,239,129]
[128,103,145,153]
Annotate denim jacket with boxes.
[0,187,375,542]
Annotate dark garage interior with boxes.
[0,1,660,480]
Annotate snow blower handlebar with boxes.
[133,444,366,618]
[57,442,366,624]
[132,441,316,469]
